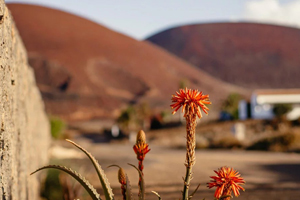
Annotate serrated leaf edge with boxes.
[125,174,133,200]
[30,165,101,200]
[128,163,145,200]
[66,139,114,200]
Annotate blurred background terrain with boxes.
[5,1,300,199]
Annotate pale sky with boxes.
[5,0,300,39]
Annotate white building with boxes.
[240,89,300,120]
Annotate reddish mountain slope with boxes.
[147,23,300,89]
[8,4,248,121]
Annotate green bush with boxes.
[50,116,66,139]
[117,105,136,131]
[41,169,63,199]
[117,103,152,131]
[210,136,243,149]
[221,93,242,120]
[273,104,292,119]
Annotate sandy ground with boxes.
[51,134,300,200]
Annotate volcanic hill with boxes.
[7,4,247,121]
[147,23,300,89]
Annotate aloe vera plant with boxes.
[32,88,245,200]
[31,139,113,200]
[31,135,148,200]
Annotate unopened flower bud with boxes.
[136,130,146,145]
[118,168,126,185]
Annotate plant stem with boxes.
[138,160,144,196]
[138,160,144,172]
[182,166,192,200]
[121,185,126,200]
[182,108,197,200]
[220,186,232,200]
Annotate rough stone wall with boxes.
[0,1,50,199]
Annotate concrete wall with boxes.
[0,1,50,199]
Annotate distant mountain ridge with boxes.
[146,22,300,89]
[7,4,248,121]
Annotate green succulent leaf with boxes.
[151,191,162,200]
[30,165,101,200]
[125,174,133,200]
[107,164,121,169]
[128,163,145,200]
[66,139,114,200]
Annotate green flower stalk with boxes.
[171,88,211,200]
[133,130,150,197]
[133,130,150,172]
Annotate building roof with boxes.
[253,89,300,104]
[254,89,300,95]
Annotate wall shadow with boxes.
[80,130,128,143]
[262,163,300,182]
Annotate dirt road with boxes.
[53,135,300,200]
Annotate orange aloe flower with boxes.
[170,88,211,118]
[133,142,150,162]
[208,166,245,199]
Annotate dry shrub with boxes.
[195,135,209,149]
[209,136,243,149]
[247,132,296,151]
